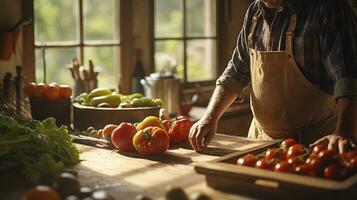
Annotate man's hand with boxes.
[309,97,357,153]
[188,117,218,152]
[311,134,356,153]
[188,85,239,152]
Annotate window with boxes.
[154,0,217,82]
[34,0,120,88]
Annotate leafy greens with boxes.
[0,114,80,183]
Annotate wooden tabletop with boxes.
[75,134,268,200]
[0,134,268,200]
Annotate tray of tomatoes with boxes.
[195,138,357,199]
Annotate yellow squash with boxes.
[136,116,164,131]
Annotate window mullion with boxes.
[79,0,84,64]
[183,0,187,82]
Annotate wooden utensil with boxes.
[66,64,75,79]
[72,58,81,80]
[82,69,89,80]
[89,60,95,80]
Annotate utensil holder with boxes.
[85,79,98,93]
[73,80,86,97]
[73,79,98,97]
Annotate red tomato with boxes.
[306,156,322,167]
[255,158,275,170]
[111,123,137,152]
[349,157,357,168]
[280,138,298,150]
[133,126,170,155]
[274,161,295,173]
[237,154,258,167]
[33,83,47,98]
[323,163,348,180]
[23,185,60,200]
[346,151,357,159]
[59,85,72,99]
[346,157,357,174]
[265,148,285,161]
[311,144,327,157]
[306,156,325,176]
[48,82,59,87]
[287,157,304,167]
[102,124,118,142]
[168,116,192,144]
[295,164,317,177]
[286,144,306,159]
[45,84,60,100]
[24,82,37,97]
[318,149,339,164]
[340,150,357,163]
[305,154,316,163]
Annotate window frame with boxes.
[152,0,220,84]
[22,0,133,91]
[33,0,121,81]
[22,0,220,92]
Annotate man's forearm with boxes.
[335,96,357,143]
[203,85,239,122]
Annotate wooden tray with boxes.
[195,141,357,199]
[72,103,160,130]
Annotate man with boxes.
[189,0,357,153]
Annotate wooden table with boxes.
[75,134,268,200]
[0,134,268,200]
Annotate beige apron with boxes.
[247,12,336,145]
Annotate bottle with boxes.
[3,72,14,104]
[15,65,25,116]
[131,49,145,94]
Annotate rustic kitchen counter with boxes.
[1,134,268,200]
[75,134,267,200]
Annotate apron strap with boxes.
[248,11,262,49]
[286,14,297,56]
[248,11,297,53]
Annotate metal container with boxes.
[141,73,180,115]
[73,79,98,98]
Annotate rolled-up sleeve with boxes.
[216,5,253,98]
[320,1,357,99]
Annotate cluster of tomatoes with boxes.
[237,138,357,180]
[101,116,192,155]
[24,82,72,100]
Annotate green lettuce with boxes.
[0,114,80,183]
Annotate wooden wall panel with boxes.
[0,0,23,79]
[218,0,252,75]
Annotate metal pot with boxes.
[141,73,180,115]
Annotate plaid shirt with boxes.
[217,0,357,99]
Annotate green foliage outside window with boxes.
[154,0,216,82]
[34,0,118,88]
